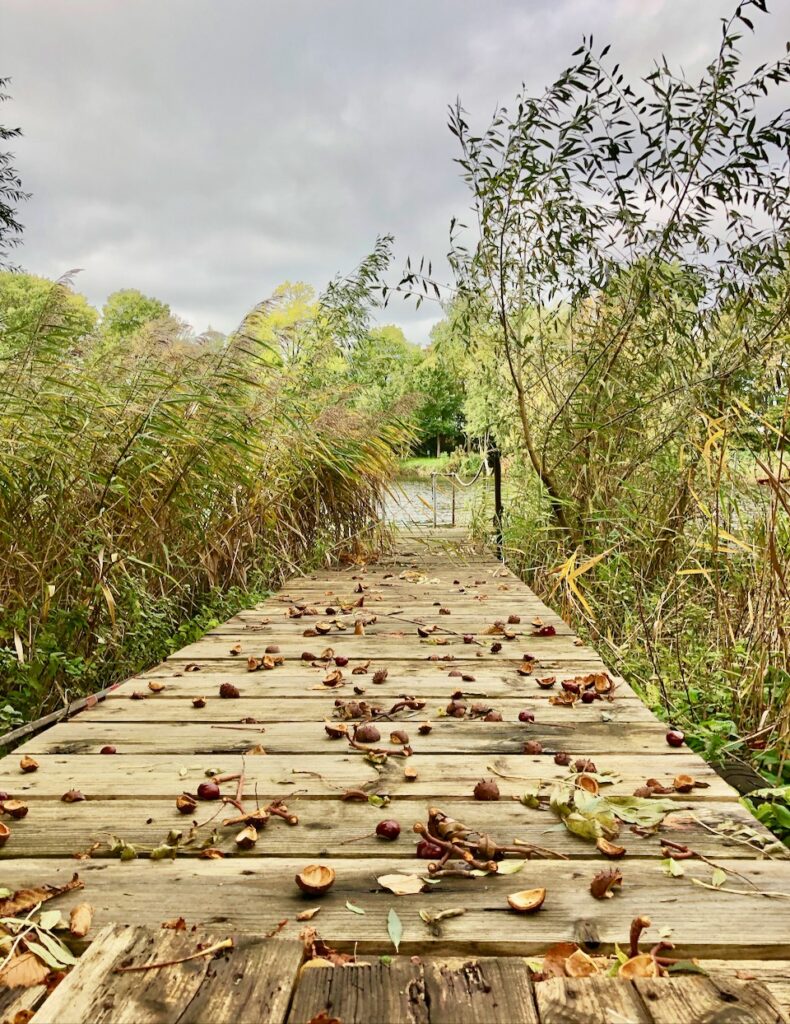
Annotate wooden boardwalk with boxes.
[2,527,790,1021]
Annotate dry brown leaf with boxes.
[296,907,322,921]
[0,873,84,917]
[161,917,187,930]
[69,902,94,938]
[0,952,51,989]
[377,873,426,895]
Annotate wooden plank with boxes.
[133,662,642,700]
[30,925,303,1024]
[0,751,736,801]
[534,977,650,1024]
[19,716,674,758]
[84,696,654,724]
[2,797,772,862]
[3,857,790,958]
[700,961,790,1015]
[288,959,540,1024]
[168,633,590,662]
[422,959,539,1023]
[287,963,429,1024]
[0,985,48,1024]
[633,976,789,1023]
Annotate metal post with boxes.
[489,441,503,558]
[431,473,437,528]
[451,479,456,527]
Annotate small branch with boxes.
[114,937,234,973]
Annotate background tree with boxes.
[0,78,28,270]
[101,288,170,341]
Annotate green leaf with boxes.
[387,908,403,953]
[379,955,392,966]
[710,867,727,888]
[345,901,365,915]
[661,857,685,877]
[668,960,709,975]
[37,910,63,931]
[493,859,527,875]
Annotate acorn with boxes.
[473,779,500,801]
[354,723,381,744]
[507,888,546,913]
[295,864,336,896]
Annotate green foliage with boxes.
[100,288,170,340]
[0,78,28,269]
[390,1,790,836]
[0,272,97,349]
[0,264,408,728]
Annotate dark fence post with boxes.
[488,439,503,558]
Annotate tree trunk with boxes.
[436,435,441,457]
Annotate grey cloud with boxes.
[1,0,785,342]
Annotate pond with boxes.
[382,475,490,527]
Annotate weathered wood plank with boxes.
[534,977,650,1024]
[84,696,654,724]
[288,959,540,1024]
[2,798,773,861]
[633,976,789,1023]
[29,924,303,1024]
[3,857,790,958]
[0,751,736,801]
[19,716,673,758]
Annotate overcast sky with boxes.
[1,0,786,343]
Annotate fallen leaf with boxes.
[296,907,322,922]
[377,873,426,896]
[345,901,365,915]
[387,907,403,952]
[69,902,94,938]
[0,952,50,989]
[0,874,84,917]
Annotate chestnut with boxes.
[666,729,685,748]
[523,740,544,755]
[295,864,336,896]
[354,723,381,744]
[176,793,198,814]
[518,710,535,723]
[0,821,10,847]
[197,781,221,800]
[219,683,240,699]
[473,779,500,801]
[100,745,117,755]
[192,697,207,708]
[416,838,444,859]
[554,751,571,766]
[19,755,39,773]
[375,819,401,841]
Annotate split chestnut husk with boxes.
[507,888,546,913]
[295,864,336,896]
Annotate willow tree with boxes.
[395,1,790,555]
